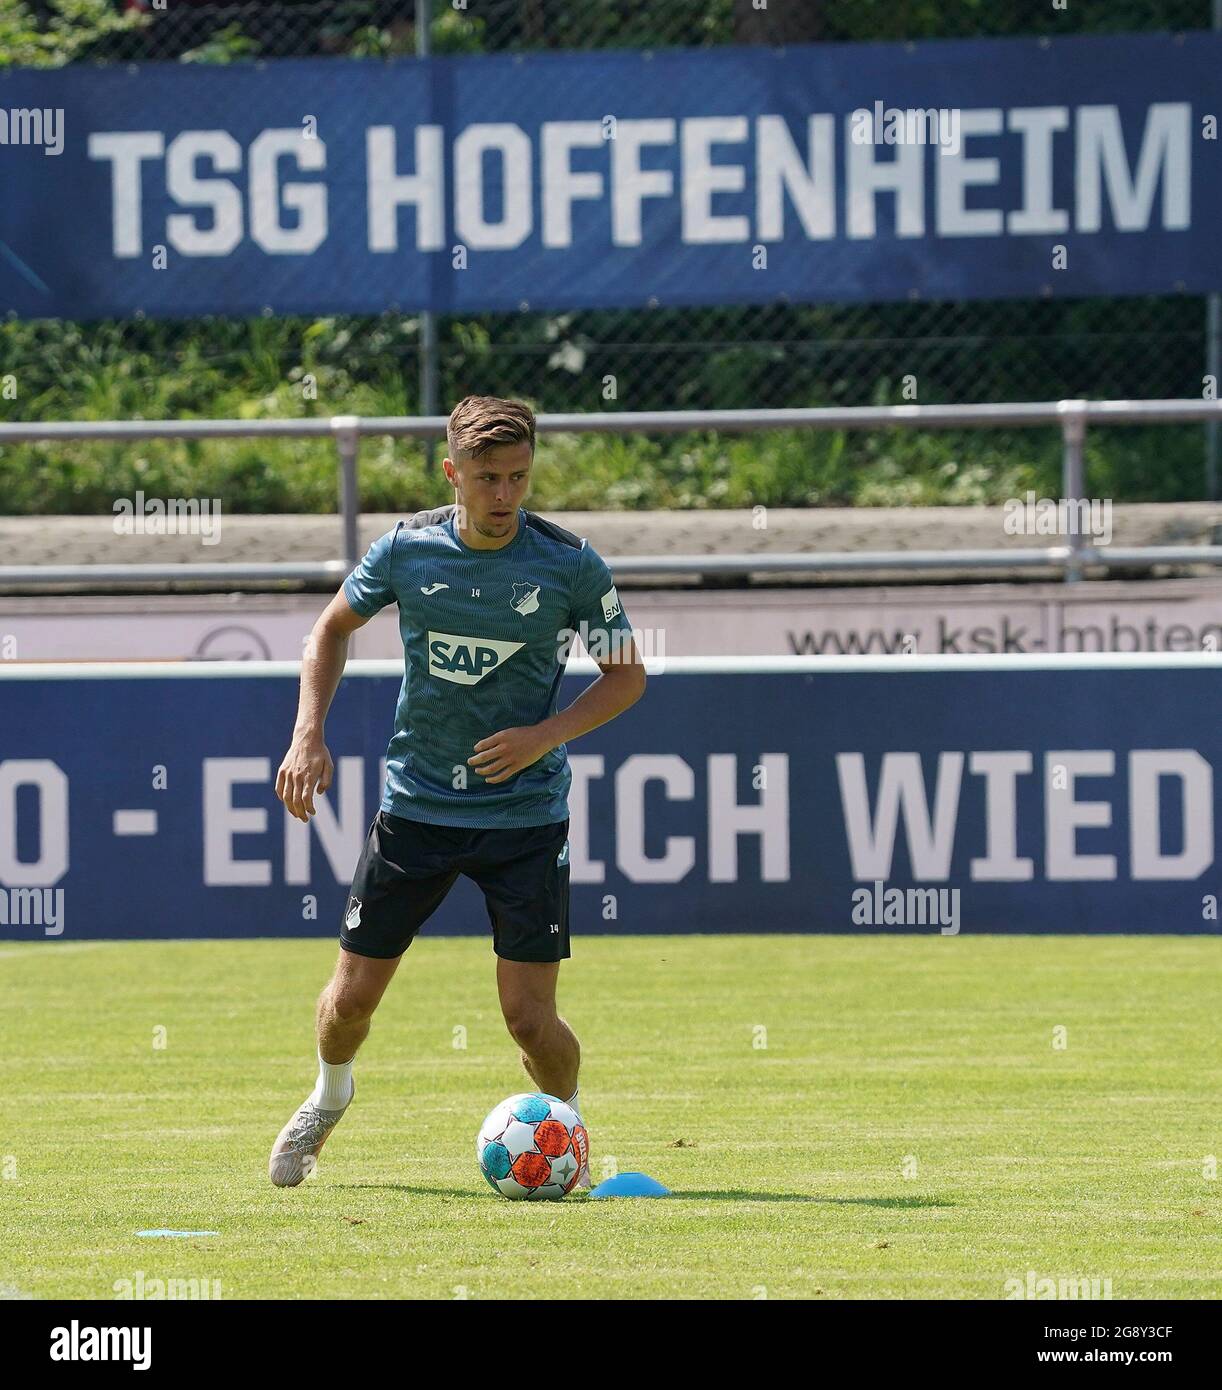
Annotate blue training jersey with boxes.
[342,504,633,828]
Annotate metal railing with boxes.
[1,400,1221,590]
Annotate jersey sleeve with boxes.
[342,527,398,617]
[570,541,632,639]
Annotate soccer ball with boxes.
[476,1092,587,1200]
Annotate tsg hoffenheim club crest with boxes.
[511,582,541,615]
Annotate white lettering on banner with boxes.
[366,125,445,251]
[1076,104,1190,233]
[837,752,964,880]
[606,753,789,884]
[283,756,365,885]
[707,753,789,883]
[5,748,1209,910]
[249,129,328,254]
[614,754,696,883]
[847,127,925,238]
[165,131,243,257]
[936,109,1004,237]
[183,746,1212,891]
[1128,750,1213,880]
[1045,751,1117,881]
[682,116,750,244]
[610,118,676,245]
[0,760,68,886]
[200,750,786,889]
[90,130,327,260]
[453,123,533,250]
[87,131,165,258]
[542,122,606,248]
[838,748,1215,883]
[968,751,1035,881]
[567,755,605,884]
[203,758,271,886]
[1008,107,1071,234]
[87,103,1194,259]
[755,115,835,240]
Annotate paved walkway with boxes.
[1,504,1218,588]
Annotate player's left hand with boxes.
[468,726,555,783]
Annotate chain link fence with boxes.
[67,0,1217,59]
[1,0,1217,511]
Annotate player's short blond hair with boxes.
[446,395,536,463]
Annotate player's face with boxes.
[447,442,533,541]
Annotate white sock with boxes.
[310,1051,354,1110]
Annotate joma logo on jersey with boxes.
[427,630,525,685]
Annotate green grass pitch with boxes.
[2,934,1219,1300]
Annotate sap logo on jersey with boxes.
[428,630,524,685]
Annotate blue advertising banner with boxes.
[0,657,1218,940]
[0,32,1218,319]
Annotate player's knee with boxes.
[503,1007,553,1054]
[326,983,379,1026]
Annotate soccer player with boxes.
[268,395,646,1188]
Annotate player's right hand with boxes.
[276,736,334,821]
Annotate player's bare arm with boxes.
[469,643,647,784]
[276,590,369,822]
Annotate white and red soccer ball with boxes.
[477,1092,587,1200]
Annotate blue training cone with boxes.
[587,1172,671,1199]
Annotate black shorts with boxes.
[340,812,571,963]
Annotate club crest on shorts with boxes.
[344,896,362,931]
[556,839,569,867]
[510,582,541,615]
